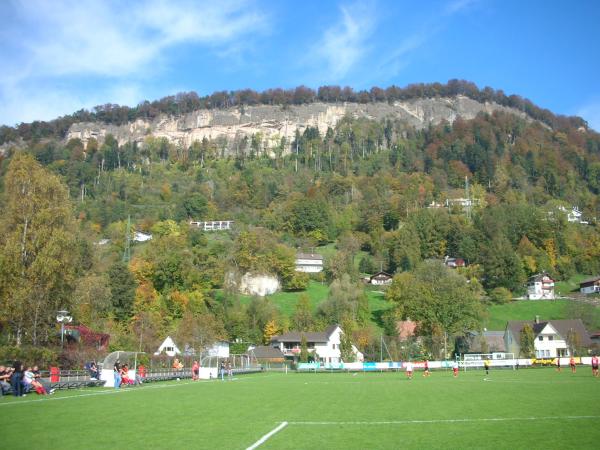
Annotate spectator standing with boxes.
[192,361,199,381]
[219,361,225,381]
[114,360,122,389]
[11,361,24,397]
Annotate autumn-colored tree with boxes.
[263,319,279,344]
[0,153,78,345]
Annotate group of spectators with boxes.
[0,361,55,397]
[113,360,146,388]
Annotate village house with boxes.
[248,345,286,364]
[189,220,234,231]
[369,271,393,285]
[504,318,592,358]
[270,325,363,364]
[154,336,181,357]
[444,256,466,268]
[580,276,600,294]
[527,273,555,300]
[295,252,324,273]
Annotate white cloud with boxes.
[311,2,376,81]
[577,101,600,132]
[0,0,267,125]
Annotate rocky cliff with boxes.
[66,96,529,155]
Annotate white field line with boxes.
[287,416,600,426]
[246,422,288,450]
[0,373,275,407]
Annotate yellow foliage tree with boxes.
[263,319,280,344]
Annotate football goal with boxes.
[460,353,516,371]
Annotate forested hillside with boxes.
[1,82,599,364]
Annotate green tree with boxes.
[292,294,314,331]
[108,261,137,321]
[0,153,78,345]
[340,331,355,362]
[385,260,483,337]
[299,335,309,362]
[519,324,535,358]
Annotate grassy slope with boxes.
[485,300,570,331]
[555,274,592,295]
[3,370,599,449]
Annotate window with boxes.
[548,336,553,341]
[538,336,543,341]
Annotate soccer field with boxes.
[2,368,599,449]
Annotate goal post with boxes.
[460,353,516,371]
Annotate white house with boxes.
[504,319,591,358]
[270,325,363,364]
[133,231,153,242]
[369,271,393,285]
[295,253,324,273]
[154,336,181,357]
[189,220,234,231]
[580,276,600,294]
[527,273,555,300]
[557,206,589,224]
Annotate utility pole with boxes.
[122,215,131,263]
[465,176,471,220]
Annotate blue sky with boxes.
[1,0,599,129]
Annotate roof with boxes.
[506,319,592,346]
[296,253,323,261]
[528,273,554,283]
[370,271,392,280]
[250,346,285,359]
[271,324,339,343]
[580,275,600,285]
[467,331,506,352]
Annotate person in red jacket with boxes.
[192,361,199,381]
[569,356,576,373]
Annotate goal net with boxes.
[460,353,516,371]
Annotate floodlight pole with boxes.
[56,309,72,349]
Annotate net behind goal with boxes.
[460,353,516,371]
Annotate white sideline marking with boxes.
[246,421,288,450]
[287,416,600,426]
[0,374,273,407]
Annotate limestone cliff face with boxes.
[66,96,528,155]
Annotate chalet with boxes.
[527,273,555,300]
[504,318,592,358]
[580,276,600,294]
[369,271,393,285]
[444,256,466,268]
[189,220,234,231]
[270,325,363,364]
[295,253,324,273]
[464,331,506,354]
[154,336,181,357]
[248,346,285,363]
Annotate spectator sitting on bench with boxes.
[121,364,133,385]
[32,366,54,394]
[89,362,99,380]
[0,365,13,395]
[23,367,48,395]
[172,358,183,370]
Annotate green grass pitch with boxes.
[2,368,599,449]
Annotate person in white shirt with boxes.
[405,361,414,379]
